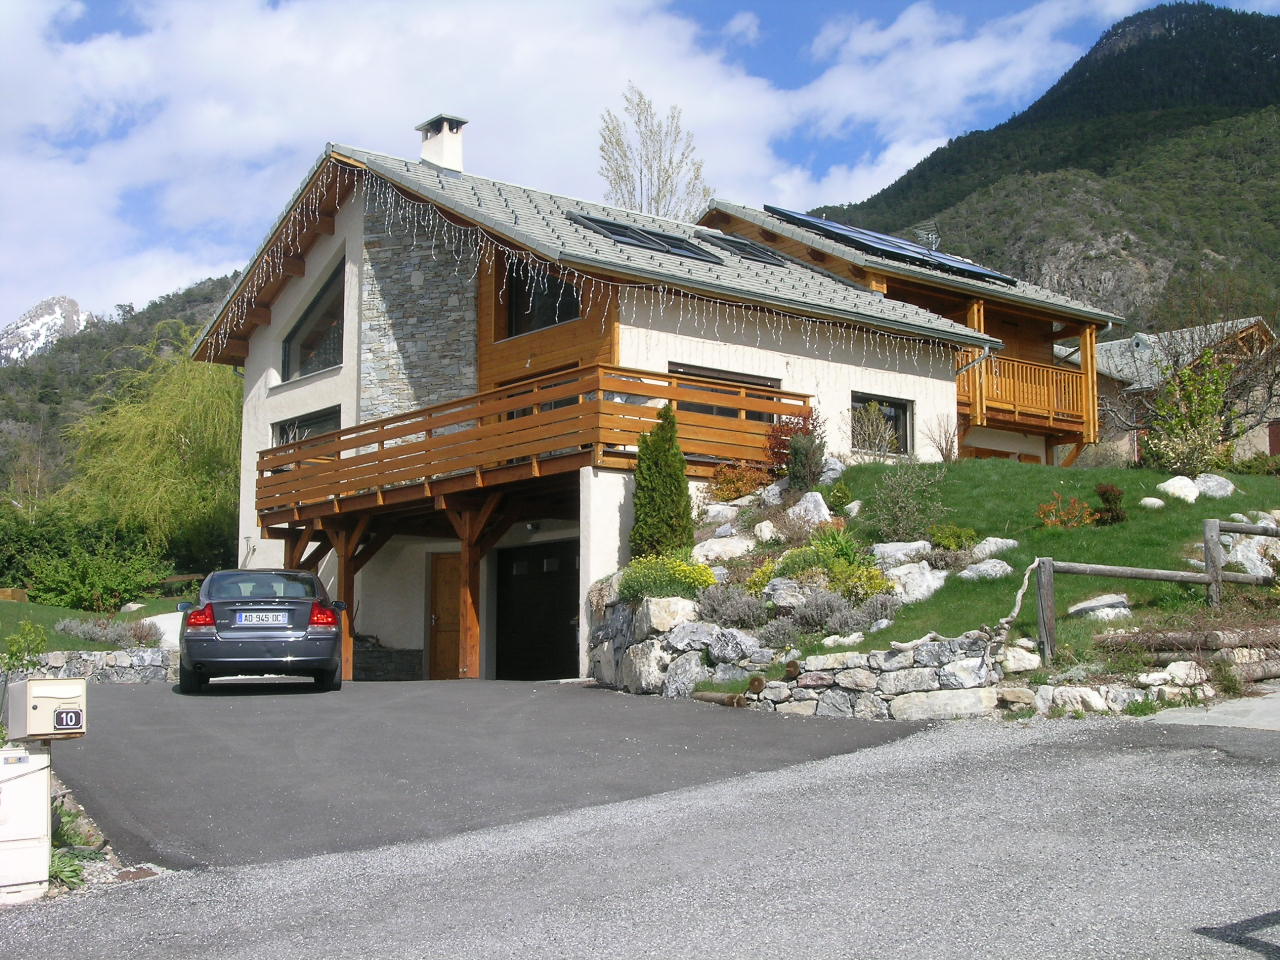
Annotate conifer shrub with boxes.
[1094,484,1128,526]
[629,403,695,558]
[787,431,826,492]
[617,554,716,603]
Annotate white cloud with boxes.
[724,11,762,45]
[0,0,1157,325]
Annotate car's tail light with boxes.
[309,603,340,628]
[186,604,216,627]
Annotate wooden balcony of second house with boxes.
[955,350,1096,440]
[255,364,811,526]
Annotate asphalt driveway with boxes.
[52,679,922,869]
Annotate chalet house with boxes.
[698,203,1123,465]
[195,115,1109,684]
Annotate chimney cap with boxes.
[415,114,469,135]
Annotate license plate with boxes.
[54,709,83,730]
[236,612,290,625]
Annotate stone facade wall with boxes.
[2,648,177,685]
[359,205,479,421]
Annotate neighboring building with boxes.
[195,115,1114,683]
[1055,317,1277,461]
[697,202,1123,465]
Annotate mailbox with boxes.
[5,678,87,740]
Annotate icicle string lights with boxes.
[210,161,955,374]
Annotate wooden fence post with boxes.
[1204,518,1223,607]
[1036,557,1057,665]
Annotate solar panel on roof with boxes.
[762,205,1017,286]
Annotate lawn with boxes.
[835,459,1280,654]
[0,594,192,652]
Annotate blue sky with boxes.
[2,0,1277,326]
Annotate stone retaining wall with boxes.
[1,648,176,685]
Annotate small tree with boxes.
[848,401,899,463]
[629,403,694,558]
[598,83,714,221]
[1140,349,1235,474]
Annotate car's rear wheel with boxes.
[179,663,206,694]
[315,667,342,692]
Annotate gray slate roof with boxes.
[1054,317,1268,389]
[706,200,1123,327]
[330,144,1000,351]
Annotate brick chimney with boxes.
[416,114,467,172]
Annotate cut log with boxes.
[691,691,747,708]
[784,660,801,680]
[1234,660,1280,683]
[1098,627,1280,651]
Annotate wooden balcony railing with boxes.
[256,364,810,520]
[956,350,1087,429]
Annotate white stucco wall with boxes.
[962,426,1049,463]
[237,191,366,574]
[617,295,956,461]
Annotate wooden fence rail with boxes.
[1035,518,1278,662]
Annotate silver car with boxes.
[177,569,347,693]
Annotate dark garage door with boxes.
[496,539,580,680]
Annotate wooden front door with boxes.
[429,554,461,679]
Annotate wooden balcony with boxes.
[956,350,1094,439]
[256,364,811,525]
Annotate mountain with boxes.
[812,3,1280,327]
[1,296,90,364]
[0,275,235,501]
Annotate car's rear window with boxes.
[206,572,320,600]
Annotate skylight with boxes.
[568,213,723,265]
[695,231,787,266]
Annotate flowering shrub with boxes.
[54,618,162,648]
[745,559,778,594]
[1037,492,1097,528]
[697,584,768,628]
[928,523,978,551]
[708,461,770,503]
[765,411,824,472]
[618,554,718,602]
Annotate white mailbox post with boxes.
[2,677,88,904]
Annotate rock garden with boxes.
[587,408,1280,722]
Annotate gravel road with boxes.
[4,717,1278,959]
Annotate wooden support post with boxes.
[966,300,987,427]
[1080,324,1098,444]
[1036,557,1056,665]
[443,492,507,680]
[1204,518,1223,607]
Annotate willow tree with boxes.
[598,83,714,222]
[65,339,241,571]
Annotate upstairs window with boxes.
[851,392,911,455]
[567,213,723,264]
[282,261,344,380]
[273,406,341,447]
[505,266,581,338]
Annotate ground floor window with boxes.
[851,392,912,455]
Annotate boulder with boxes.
[786,492,833,531]
[867,647,914,672]
[1052,686,1108,713]
[939,657,993,689]
[997,686,1035,706]
[819,457,846,485]
[868,618,893,633]
[1138,497,1165,510]
[1001,646,1042,673]
[663,621,720,653]
[712,663,750,686]
[912,640,956,668]
[753,520,779,542]
[1156,475,1198,503]
[958,559,1013,581]
[790,687,820,702]
[1034,685,1055,714]
[1194,473,1236,499]
[763,577,807,614]
[661,651,710,699]
[1102,685,1146,713]
[816,687,853,717]
[691,535,755,564]
[702,502,740,525]
[971,537,1018,562]
[872,541,932,568]
[853,692,890,720]
[760,680,791,703]
[889,688,999,720]
[1225,536,1273,578]
[633,597,699,640]
[120,602,145,613]
[796,671,836,688]
[728,494,758,507]
[588,643,616,686]
[886,561,948,605]
[710,566,729,584]
[761,478,789,506]
[713,524,735,538]
[706,628,762,664]
[620,638,670,694]
[845,500,863,519]
[776,700,819,716]
[833,667,878,691]
[1166,660,1210,686]
[1066,594,1131,621]
[877,666,941,696]
[802,651,868,671]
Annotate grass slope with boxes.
[840,460,1280,651]
[0,596,185,652]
